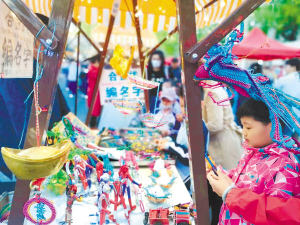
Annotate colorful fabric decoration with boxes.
[140,113,168,128]
[110,45,134,79]
[194,22,300,151]
[112,99,143,115]
[128,75,160,90]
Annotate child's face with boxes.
[240,116,273,148]
[161,98,173,109]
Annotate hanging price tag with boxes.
[111,0,121,17]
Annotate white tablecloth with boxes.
[22,165,192,225]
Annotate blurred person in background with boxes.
[67,57,80,96]
[156,88,181,140]
[147,50,167,113]
[273,58,300,137]
[202,80,244,170]
[168,57,182,87]
[87,54,102,129]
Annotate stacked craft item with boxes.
[110,45,143,115]
[194,22,300,151]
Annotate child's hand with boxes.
[205,156,216,174]
[176,114,184,122]
[207,167,233,197]
[157,139,169,151]
[161,130,170,137]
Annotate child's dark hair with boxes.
[237,98,271,125]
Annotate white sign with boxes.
[99,69,145,105]
[0,1,34,78]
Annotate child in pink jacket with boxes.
[208,98,300,225]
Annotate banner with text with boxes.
[99,69,145,105]
[0,2,34,78]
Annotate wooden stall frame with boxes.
[176,0,266,224]
[1,0,266,224]
[85,12,116,126]
[176,1,210,224]
[2,0,76,224]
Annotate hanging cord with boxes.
[18,22,56,148]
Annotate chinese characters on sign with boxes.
[99,69,145,105]
[0,2,34,78]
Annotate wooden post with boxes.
[85,15,115,125]
[176,0,210,224]
[75,23,81,115]
[72,18,102,54]
[145,0,218,58]
[7,0,75,224]
[185,0,265,63]
[132,0,150,112]
[2,0,59,50]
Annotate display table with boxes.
[22,165,192,225]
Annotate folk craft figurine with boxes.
[97,173,111,204]
[62,116,86,148]
[102,154,114,175]
[64,183,83,225]
[65,155,95,195]
[109,173,130,224]
[97,182,112,225]
[119,165,142,212]
[194,22,300,151]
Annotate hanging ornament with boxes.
[110,45,134,79]
[112,99,143,115]
[23,178,56,225]
[140,113,168,128]
[1,140,72,180]
[128,75,159,90]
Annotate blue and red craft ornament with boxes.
[23,178,56,225]
[194,22,300,151]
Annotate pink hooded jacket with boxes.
[219,138,300,225]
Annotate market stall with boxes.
[0,0,268,225]
[232,27,300,60]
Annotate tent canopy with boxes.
[232,27,300,60]
[23,0,244,32]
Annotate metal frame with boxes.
[3,0,75,224]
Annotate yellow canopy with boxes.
[22,0,244,32]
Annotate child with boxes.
[156,87,181,138]
[158,87,222,225]
[207,98,300,225]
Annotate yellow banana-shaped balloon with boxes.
[110,45,135,79]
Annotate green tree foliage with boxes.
[155,24,217,57]
[254,0,300,41]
